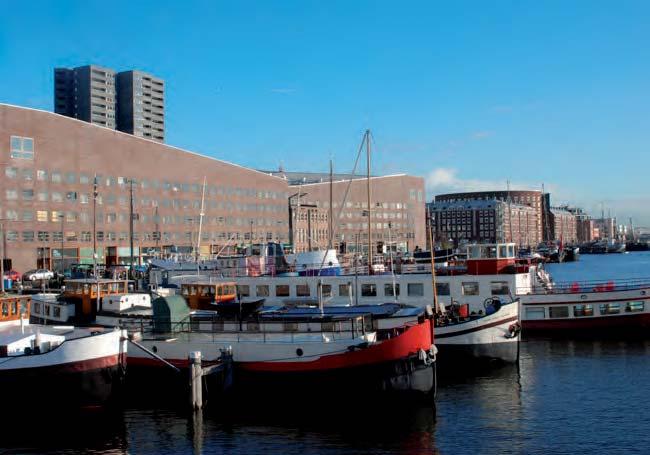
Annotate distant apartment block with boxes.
[427,199,541,247]
[116,71,165,142]
[54,65,164,142]
[54,65,116,129]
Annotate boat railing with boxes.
[519,277,650,295]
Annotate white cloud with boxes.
[270,87,296,94]
[425,167,537,196]
[471,130,494,139]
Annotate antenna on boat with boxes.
[365,130,373,275]
[427,206,442,314]
[388,222,397,303]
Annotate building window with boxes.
[51,172,62,183]
[37,231,49,242]
[4,167,17,178]
[36,170,47,181]
[10,136,34,159]
[36,210,48,222]
[22,231,35,242]
[5,189,18,200]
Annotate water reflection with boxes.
[2,339,649,454]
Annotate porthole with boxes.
[296,348,303,357]
[152,345,158,353]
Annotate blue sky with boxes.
[1,1,649,224]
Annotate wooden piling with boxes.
[189,351,203,410]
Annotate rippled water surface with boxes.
[2,254,649,454]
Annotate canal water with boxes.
[2,253,649,454]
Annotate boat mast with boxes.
[196,176,207,276]
[507,180,513,243]
[129,179,134,280]
[388,222,397,303]
[365,130,372,274]
[427,206,441,314]
[329,159,333,250]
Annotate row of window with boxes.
[526,301,645,319]
[2,230,285,243]
[222,281,510,299]
[4,167,288,201]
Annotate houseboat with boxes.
[123,295,437,398]
[0,293,127,407]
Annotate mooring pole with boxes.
[189,351,203,410]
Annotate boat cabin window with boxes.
[490,281,510,296]
[276,285,290,297]
[483,246,497,259]
[407,283,424,297]
[508,245,515,257]
[549,306,569,318]
[321,284,332,298]
[573,305,593,317]
[237,285,250,297]
[296,284,310,297]
[11,301,17,315]
[626,301,644,312]
[284,322,298,332]
[498,245,508,258]
[384,283,400,297]
[468,245,482,259]
[200,286,211,296]
[83,284,90,295]
[45,305,50,316]
[182,286,189,296]
[53,306,61,318]
[339,283,353,297]
[256,285,270,297]
[34,302,41,314]
[462,282,479,296]
[436,282,450,296]
[361,283,377,297]
[526,307,545,320]
[1,303,8,317]
[600,303,620,315]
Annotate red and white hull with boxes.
[521,286,650,335]
[0,327,127,407]
[435,300,520,363]
[129,319,436,396]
